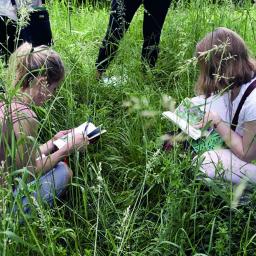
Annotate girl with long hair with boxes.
[192,27,256,184]
[2,43,88,212]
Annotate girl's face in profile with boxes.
[28,77,59,106]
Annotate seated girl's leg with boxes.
[14,162,73,213]
[199,149,256,184]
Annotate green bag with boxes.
[190,131,225,153]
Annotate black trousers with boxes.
[96,0,171,72]
[0,12,53,65]
[0,16,17,64]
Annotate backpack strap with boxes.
[231,79,256,131]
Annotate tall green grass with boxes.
[0,0,256,255]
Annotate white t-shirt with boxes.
[191,76,256,136]
[0,0,42,21]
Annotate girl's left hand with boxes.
[53,129,72,140]
[194,111,222,129]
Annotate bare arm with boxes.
[36,133,88,175]
[14,118,88,176]
[215,120,256,162]
[39,130,72,156]
[39,139,55,156]
[197,111,256,162]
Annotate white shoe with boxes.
[102,75,127,86]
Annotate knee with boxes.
[63,163,73,180]
[58,162,73,183]
[66,166,73,180]
[198,151,219,178]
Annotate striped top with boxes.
[0,101,38,166]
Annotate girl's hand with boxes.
[65,133,89,153]
[40,129,73,156]
[194,111,222,129]
[53,129,72,140]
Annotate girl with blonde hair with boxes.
[2,43,88,212]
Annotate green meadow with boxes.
[1,0,256,255]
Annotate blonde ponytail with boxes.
[9,43,64,89]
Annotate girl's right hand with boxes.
[194,111,222,129]
[65,133,89,153]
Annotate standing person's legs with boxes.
[199,149,256,184]
[0,16,17,65]
[95,0,142,78]
[142,0,171,68]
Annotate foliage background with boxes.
[0,0,256,255]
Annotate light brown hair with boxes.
[195,27,256,97]
[10,42,65,89]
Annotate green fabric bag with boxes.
[190,131,225,153]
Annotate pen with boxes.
[84,117,92,135]
[84,122,89,134]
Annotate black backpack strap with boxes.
[231,79,256,131]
